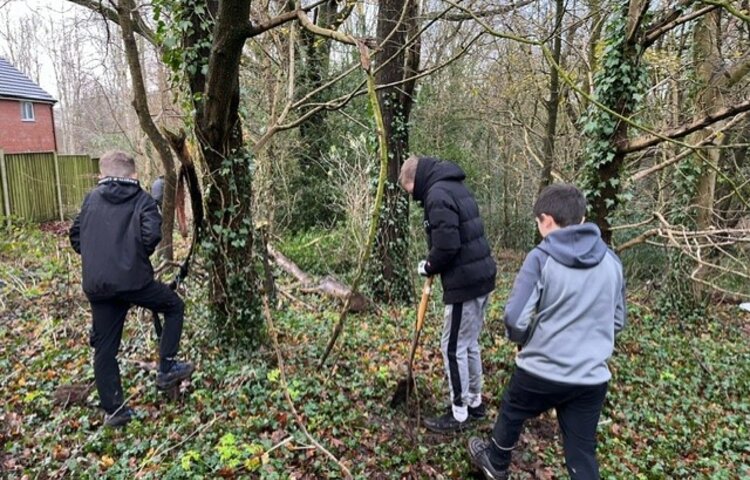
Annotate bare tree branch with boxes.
[701,0,750,22]
[117,0,178,258]
[616,228,660,252]
[628,113,749,182]
[66,0,157,45]
[644,3,719,47]
[329,0,357,32]
[243,9,300,38]
[423,0,536,21]
[240,0,350,39]
[619,98,750,154]
[626,0,651,45]
[272,33,482,134]
[725,55,750,87]
[296,6,361,46]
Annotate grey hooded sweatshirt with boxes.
[505,223,626,385]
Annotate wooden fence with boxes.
[0,150,99,223]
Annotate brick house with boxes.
[0,57,57,154]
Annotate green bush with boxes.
[277,227,356,277]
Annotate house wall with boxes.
[0,99,56,153]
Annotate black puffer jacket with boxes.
[69,177,161,298]
[413,158,496,304]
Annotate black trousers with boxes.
[491,368,608,480]
[88,281,184,413]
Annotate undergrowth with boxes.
[1,222,749,479]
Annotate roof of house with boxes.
[0,57,56,103]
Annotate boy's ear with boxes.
[539,213,556,229]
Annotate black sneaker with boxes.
[104,406,136,428]
[468,437,509,480]
[469,403,487,420]
[424,409,469,434]
[156,361,194,390]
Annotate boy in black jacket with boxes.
[69,151,193,427]
[399,155,497,433]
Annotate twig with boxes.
[235,436,295,474]
[611,214,657,231]
[279,288,317,311]
[701,0,750,23]
[616,228,660,253]
[261,295,353,479]
[318,43,390,367]
[136,414,221,475]
[628,113,749,183]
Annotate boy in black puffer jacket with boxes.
[69,151,193,427]
[399,155,497,433]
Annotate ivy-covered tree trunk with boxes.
[368,0,420,303]
[582,1,648,244]
[292,1,341,230]
[184,0,260,341]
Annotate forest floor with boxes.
[1,221,749,479]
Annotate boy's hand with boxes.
[417,260,430,277]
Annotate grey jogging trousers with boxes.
[441,294,490,407]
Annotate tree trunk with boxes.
[187,0,260,341]
[585,1,649,244]
[116,0,177,260]
[368,0,420,303]
[293,1,340,230]
[691,9,722,231]
[689,8,723,297]
[539,0,564,191]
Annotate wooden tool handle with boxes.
[415,276,433,333]
[407,276,434,382]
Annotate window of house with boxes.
[21,101,35,121]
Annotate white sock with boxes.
[452,404,468,422]
[469,394,482,408]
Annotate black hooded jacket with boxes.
[69,177,162,298]
[413,158,496,304]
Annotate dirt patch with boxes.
[40,220,72,236]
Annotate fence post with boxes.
[0,149,10,220]
[52,152,65,221]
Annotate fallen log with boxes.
[267,244,369,312]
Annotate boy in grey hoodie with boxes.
[467,184,626,480]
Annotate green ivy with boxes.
[200,149,264,344]
[152,0,214,122]
[580,6,649,219]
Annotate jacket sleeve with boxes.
[140,196,162,256]
[424,190,461,274]
[614,271,627,335]
[69,194,89,254]
[504,249,547,345]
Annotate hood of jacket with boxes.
[97,177,142,204]
[537,222,608,268]
[412,157,466,203]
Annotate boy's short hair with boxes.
[399,154,420,187]
[99,151,136,178]
[533,183,587,227]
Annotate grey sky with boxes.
[1,0,93,98]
